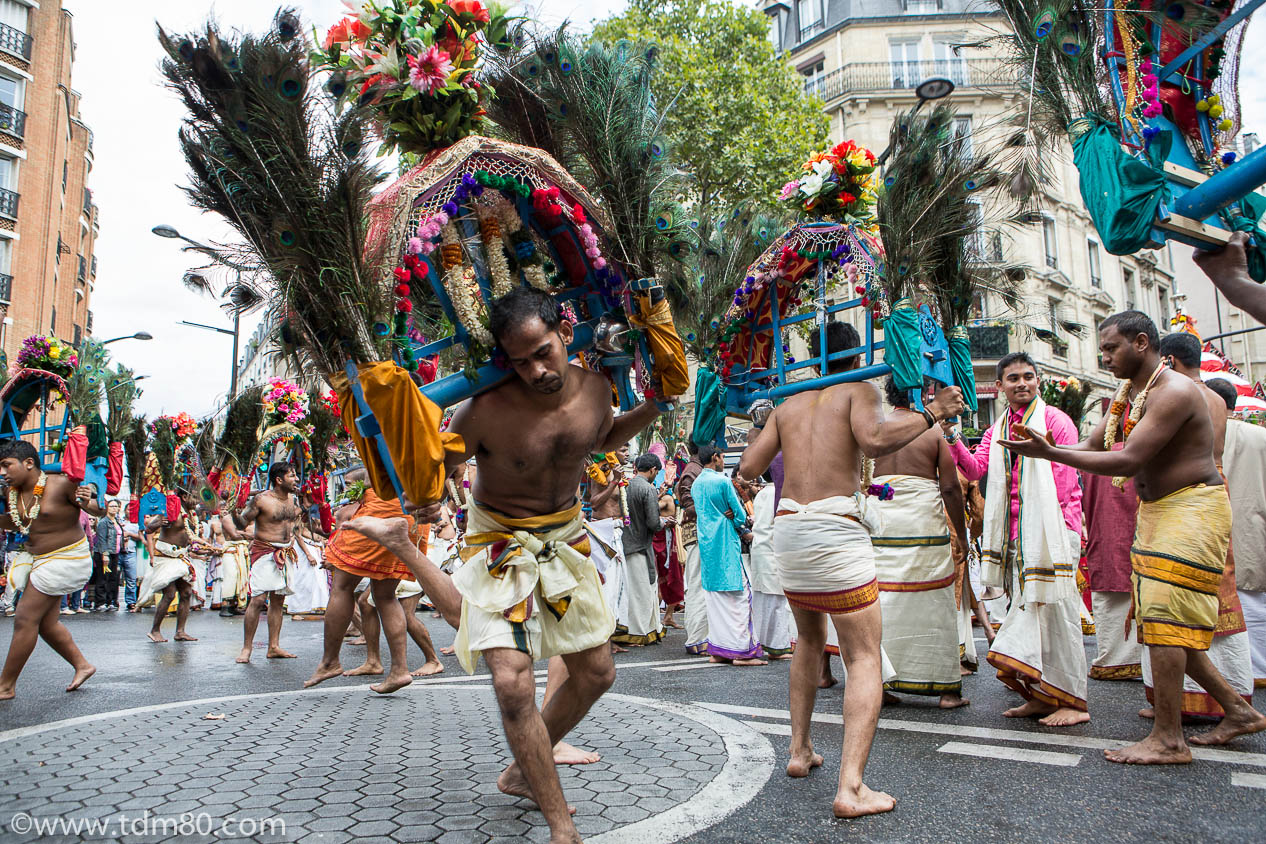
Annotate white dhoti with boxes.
[987,549,1089,712]
[871,476,961,697]
[751,591,793,656]
[682,535,709,654]
[248,539,297,597]
[703,570,763,661]
[770,495,879,615]
[8,537,93,597]
[190,557,207,605]
[215,541,249,606]
[748,487,792,656]
[1239,589,1266,688]
[285,539,329,613]
[587,518,627,626]
[1089,591,1142,680]
[613,547,663,645]
[135,542,195,608]
[366,576,423,607]
[1142,630,1254,717]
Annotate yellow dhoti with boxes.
[1132,484,1231,651]
[451,500,615,674]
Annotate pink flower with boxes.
[408,46,454,95]
[779,180,801,200]
[407,237,424,254]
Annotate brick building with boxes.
[0,0,98,360]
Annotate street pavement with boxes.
[1,608,1264,843]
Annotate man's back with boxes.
[775,383,869,503]
[872,426,941,481]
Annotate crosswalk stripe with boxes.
[654,662,726,672]
[1231,772,1266,789]
[937,741,1081,767]
[745,721,792,736]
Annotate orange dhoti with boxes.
[325,489,425,581]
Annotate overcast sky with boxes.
[70,0,1265,419]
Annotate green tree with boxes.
[593,0,829,211]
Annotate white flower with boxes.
[811,159,835,179]
[800,172,825,197]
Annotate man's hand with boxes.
[998,423,1056,457]
[1193,231,1250,280]
[1124,600,1135,639]
[75,486,94,507]
[741,532,754,544]
[927,386,966,422]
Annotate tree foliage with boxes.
[592,0,829,211]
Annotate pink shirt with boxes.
[949,403,1083,540]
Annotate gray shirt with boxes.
[622,474,664,557]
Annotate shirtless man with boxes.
[223,464,305,663]
[738,321,964,818]
[871,377,970,710]
[1001,311,1266,764]
[347,286,671,844]
[0,440,102,699]
[1160,332,1227,463]
[142,492,211,643]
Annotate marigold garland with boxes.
[1103,363,1164,488]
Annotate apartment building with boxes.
[762,0,1178,430]
[0,0,98,360]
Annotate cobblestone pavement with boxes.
[0,684,770,844]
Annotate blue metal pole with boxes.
[753,362,893,402]
[1173,145,1266,221]
[1156,0,1266,85]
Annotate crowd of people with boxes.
[2,283,1266,841]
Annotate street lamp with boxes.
[875,76,957,166]
[100,332,153,345]
[153,224,245,400]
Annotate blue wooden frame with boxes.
[0,376,70,473]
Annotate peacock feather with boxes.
[158,8,389,375]
[65,338,108,427]
[105,364,142,444]
[305,386,340,474]
[123,414,148,495]
[215,385,264,472]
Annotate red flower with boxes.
[837,192,856,206]
[448,0,491,23]
[396,298,414,313]
[395,283,412,297]
[360,73,390,98]
[324,18,351,49]
[349,18,372,41]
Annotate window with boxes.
[1041,215,1058,269]
[1048,300,1068,357]
[797,0,822,40]
[62,160,68,192]
[970,291,987,319]
[906,0,940,12]
[1159,286,1171,329]
[0,75,17,110]
[800,60,826,96]
[50,306,56,334]
[0,238,9,273]
[934,39,968,86]
[0,155,12,191]
[890,40,921,88]
[1087,238,1101,288]
[0,1,29,32]
[966,201,986,260]
[952,115,973,158]
[73,324,82,347]
[1123,268,1136,310]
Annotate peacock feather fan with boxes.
[663,205,787,362]
[65,338,108,428]
[305,386,340,474]
[215,384,264,472]
[151,419,178,492]
[484,25,692,282]
[875,104,1027,326]
[123,414,148,495]
[158,8,389,376]
[105,364,143,444]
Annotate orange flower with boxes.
[448,0,491,23]
[324,18,351,49]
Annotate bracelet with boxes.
[944,431,960,444]
[920,408,936,428]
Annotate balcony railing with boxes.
[82,188,92,217]
[0,187,18,219]
[968,325,1010,359]
[0,23,31,61]
[0,103,24,139]
[91,255,97,278]
[0,272,11,303]
[77,255,86,283]
[805,59,1016,102]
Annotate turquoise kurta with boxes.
[693,468,749,592]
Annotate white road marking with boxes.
[691,701,1266,769]
[937,741,1081,767]
[411,656,705,686]
[653,661,726,672]
[1231,772,1266,790]
[745,721,792,736]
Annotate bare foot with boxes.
[1139,707,1155,719]
[939,694,970,709]
[345,516,412,555]
[66,664,96,692]
[663,617,682,629]
[266,648,297,659]
[611,643,629,654]
[833,783,896,818]
[554,741,600,765]
[1002,700,1056,719]
[147,631,167,643]
[882,691,902,706]
[786,749,823,778]
[960,665,974,676]
[0,686,14,701]
[370,673,413,694]
[348,636,367,646]
[1104,735,1192,765]
[411,661,445,677]
[497,765,577,815]
[733,658,768,666]
[709,655,728,664]
[344,662,384,676]
[440,646,455,655]
[770,652,794,660]
[236,647,252,664]
[1189,708,1266,746]
[1038,707,1090,727]
[304,662,344,688]
[173,633,198,642]
[819,674,839,689]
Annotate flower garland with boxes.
[616,471,630,527]
[477,205,513,297]
[489,195,552,292]
[8,471,47,534]
[436,222,493,347]
[1103,362,1165,488]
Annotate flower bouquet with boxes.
[780,141,879,222]
[16,335,79,379]
[312,0,511,155]
[263,377,310,427]
[1040,376,1095,431]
